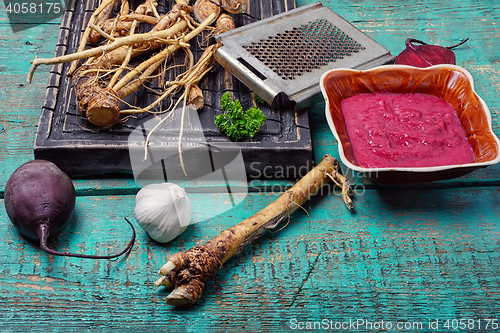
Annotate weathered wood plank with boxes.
[0,9,63,188]
[0,186,499,331]
[1,0,500,190]
[298,0,500,187]
[1,0,500,330]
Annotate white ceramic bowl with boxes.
[320,64,500,184]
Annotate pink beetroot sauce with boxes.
[341,92,474,168]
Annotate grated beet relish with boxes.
[341,92,474,168]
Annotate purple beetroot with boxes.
[395,38,469,68]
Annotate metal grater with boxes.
[214,2,395,111]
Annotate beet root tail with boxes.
[38,217,136,259]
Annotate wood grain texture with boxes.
[32,0,313,179]
[0,187,499,331]
[0,15,62,189]
[1,0,500,331]
[2,0,500,189]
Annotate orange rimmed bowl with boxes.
[320,64,500,184]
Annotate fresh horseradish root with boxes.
[27,0,242,128]
[154,155,353,306]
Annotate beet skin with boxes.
[4,159,135,259]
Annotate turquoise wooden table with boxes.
[1,0,500,331]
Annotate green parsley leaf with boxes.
[215,93,267,141]
[254,94,266,104]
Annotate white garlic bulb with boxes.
[134,183,193,243]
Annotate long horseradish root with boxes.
[155,154,353,306]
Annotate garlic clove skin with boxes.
[134,183,193,243]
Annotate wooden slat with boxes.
[1,0,500,330]
[31,0,314,178]
[0,185,499,330]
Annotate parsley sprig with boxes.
[214,93,267,141]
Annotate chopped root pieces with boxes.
[188,84,204,109]
[215,13,235,33]
[193,0,221,24]
[27,0,229,128]
[72,72,121,128]
[220,0,247,14]
[156,154,353,306]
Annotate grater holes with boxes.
[243,19,364,80]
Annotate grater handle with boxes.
[214,46,279,105]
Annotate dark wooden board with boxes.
[34,0,313,179]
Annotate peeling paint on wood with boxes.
[1,0,500,331]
